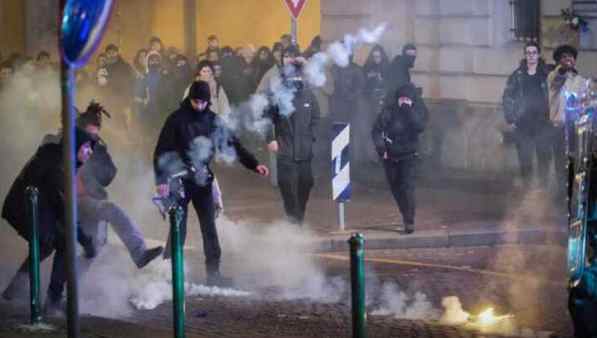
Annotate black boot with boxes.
[43,295,65,318]
[404,222,415,234]
[205,265,233,288]
[135,246,164,269]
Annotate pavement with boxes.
[212,161,569,253]
[0,162,574,337]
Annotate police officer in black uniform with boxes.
[372,83,428,233]
[266,45,321,225]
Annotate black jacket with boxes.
[386,55,412,97]
[502,60,551,127]
[266,87,320,162]
[79,141,117,200]
[2,143,66,240]
[371,93,428,160]
[154,99,259,185]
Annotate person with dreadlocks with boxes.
[2,122,97,315]
[74,102,163,276]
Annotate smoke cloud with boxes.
[371,282,439,320]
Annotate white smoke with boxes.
[371,282,439,320]
[439,296,470,325]
[304,52,329,88]
[128,259,250,311]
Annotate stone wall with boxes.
[321,0,596,175]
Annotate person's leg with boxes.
[163,195,190,260]
[383,160,401,207]
[535,125,553,187]
[46,237,67,307]
[2,240,54,301]
[96,200,147,263]
[395,158,417,231]
[277,160,300,223]
[188,184,221,279]
[296,160,314,224]
[515,131,533,181]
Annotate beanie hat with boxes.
[553,45,578,63]
[396,83,417,101]
[188,81,211,102]
[402,43,416,55]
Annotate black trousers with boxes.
[180,182,220,275]
[514,126,552,182]
[277,159,314,224]
[383,157,417,225]
[12,213,91,303]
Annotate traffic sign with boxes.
[284,0,308,19]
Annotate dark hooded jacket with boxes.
[266,85,321,162]
[2,129,95,241]
[153,98,259,185]
[502,59,552,130]
[372,85,428,160]
[386,54,414,98]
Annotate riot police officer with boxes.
[371,83,428,233]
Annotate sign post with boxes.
[60,1,114,337]
[284,0,307,43]
[332,123,351,231]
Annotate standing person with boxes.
[387,43,417,98]
[170,55,193,107]
[330,55,364,123]
[132,49,149,120]
[266,46,320,225]
[372,83,428,234]
[2,127,96,313]
[252,47,274,89]
[153,81,269,285]
[184,61,231,117]
[363,44,391,163]
[502,42,552,188]
[104,44,134,114]
[547,45,585,198]
[206,35,220,55]
[149,36,165,59]
[144,51,173,135]
[280,34,292,50]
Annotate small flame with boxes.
[471,307,514,327]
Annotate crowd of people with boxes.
[3,27,592,324]
[0,33,420,162]
[0,31,430,315]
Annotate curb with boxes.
[314,227,568,252]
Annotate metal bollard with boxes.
[349,233,366,338]
[25,186,42,325]
[169,206,186,338]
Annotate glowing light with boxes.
[469,307,514,327]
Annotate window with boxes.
[510,0,540,41]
